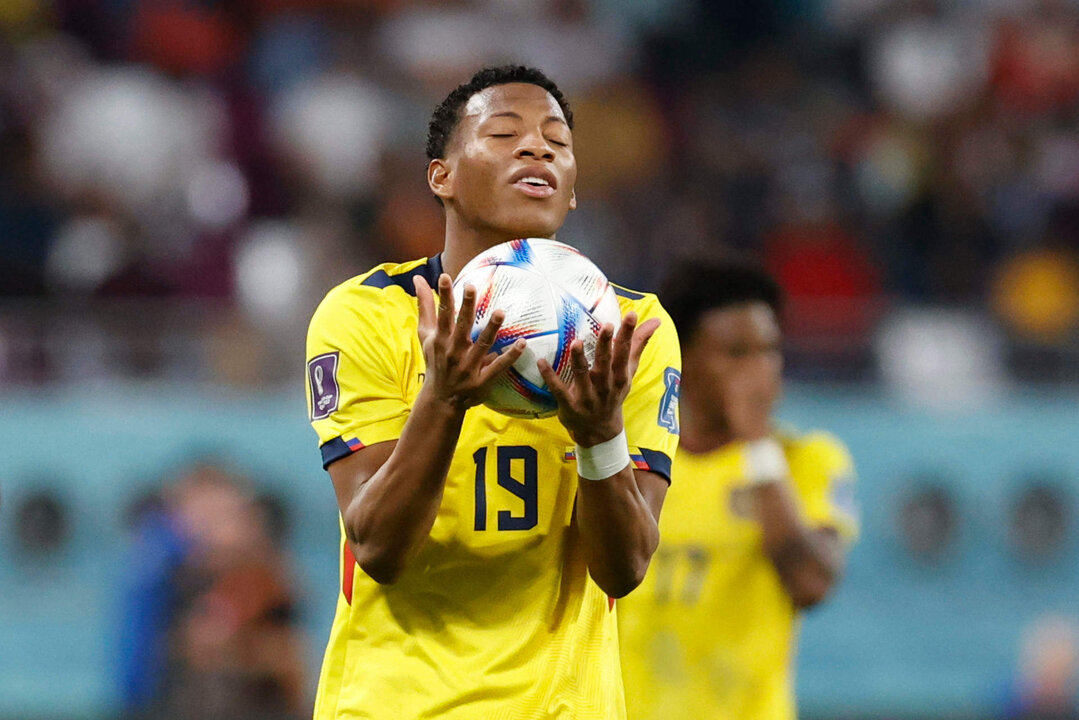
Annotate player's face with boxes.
[683,301,783,424]
[435,83,577,239]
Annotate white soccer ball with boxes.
[452,237,622,419]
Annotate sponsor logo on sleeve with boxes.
[308,352,340,420]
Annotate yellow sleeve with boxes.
[622,298,681,482]
[305,282,412,469]
[787,432,859,543]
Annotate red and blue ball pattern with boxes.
[452,238,622,418]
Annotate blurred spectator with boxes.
[991,3,1079,115]
[763,217,882,358]
[376,0,633,93]
[270,71,391,201]
[877,307,1008,411]
[868,11,989,123]
[1003,615,1079,720]
[118,461,306,720]
[0,123,57,296]
[131,1,242,77]
[570,78,669,196]
[992,248,1079,343]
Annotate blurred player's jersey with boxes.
[618,431,858,720]
[305,255,681,720]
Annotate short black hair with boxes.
[425,65,573,161]
[660,256,784,345]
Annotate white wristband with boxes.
[744,437,790,485]
[576,429,631,481]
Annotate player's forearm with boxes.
[755,482,841,608]
[575,465,660,598]
[343,387,465,584]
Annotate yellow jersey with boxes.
[305,255,682,720]
[618,431,857,720]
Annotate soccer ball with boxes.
[452,237,622,419]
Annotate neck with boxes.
[440,212,554,278]
[678,396,735,455]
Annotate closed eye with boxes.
[548,139,568,147]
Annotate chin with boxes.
[511,227,558,240]
[502,214,565,240]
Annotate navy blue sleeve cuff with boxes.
[320,437,353,469]
[638,448,672,483]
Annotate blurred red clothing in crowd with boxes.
[764,220,882,341]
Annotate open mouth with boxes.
[513,175,556,198]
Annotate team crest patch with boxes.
[308,352,340,420]
[658,367,681,435]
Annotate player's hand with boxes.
[723,360,781,441]
[414,273,526,411]
[537,312,660,447]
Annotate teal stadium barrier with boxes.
[1,387,1078,719]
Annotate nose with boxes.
[514,131,555,162]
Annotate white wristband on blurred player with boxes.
[744,437,789,485]
[576,429,631,481]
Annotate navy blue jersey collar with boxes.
[361,253,445,296]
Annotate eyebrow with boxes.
[487,111,568,126]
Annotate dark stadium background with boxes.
[3,0,1079,718]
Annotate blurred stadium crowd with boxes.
[2,0,1079,395]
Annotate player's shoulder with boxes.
[313,256,440,320]
[609,281,680,380]
[778,427,855,475]
[353,256,442,296]
[328,256,438,303]
[610,281,668,321]
[612,280,660,310]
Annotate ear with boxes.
[428,159,453,202]
[568,188,577,211]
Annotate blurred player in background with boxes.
[304,66,681,719]
[618,257,858,720]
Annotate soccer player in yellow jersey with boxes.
[618,257,858,720]
[304,66,681,720]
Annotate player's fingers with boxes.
[569,340,591,388]
[590,323,615,385]
[414,276,436,337]
[480,339,525,385]
[610,312,638,385]
[436,274,455,337]
[626,317,661,379]
[537,358,571,404]
[467,309,505,364]
[453,283,477,348]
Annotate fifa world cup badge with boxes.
[308,352,340,420]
